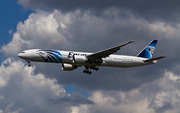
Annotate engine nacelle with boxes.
[62,63,77,71]
[73,55,88,64]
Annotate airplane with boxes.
[18,40,165,74]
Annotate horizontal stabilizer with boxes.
[144,56,166,62]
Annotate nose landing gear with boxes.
[26,60,31,67]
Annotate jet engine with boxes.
[62,63,77,71]
[73,55,88,64]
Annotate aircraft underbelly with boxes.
[28,56,44,62]
[101,59,129,67]
[101,58,144,67]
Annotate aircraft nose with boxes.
[18,52,26,59]
[18,53,23,58]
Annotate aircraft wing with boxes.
[87,41,135,59]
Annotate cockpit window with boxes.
[21,52,25,53]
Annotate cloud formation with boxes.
[1,4,180,112]
[1,9,179,92]
[18,0,180,23]
[74,70,180,113]
[0,57,180,112]
[0,58,93,113]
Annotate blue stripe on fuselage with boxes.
[49,54,59,63]
[51,52,62,63]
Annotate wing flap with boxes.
[87,41,135,59]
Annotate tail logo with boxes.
[137,40,157,59]
[146,46,155,57]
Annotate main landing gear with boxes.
[90,66,99,71]
[83,66,99,74]
[26,60,31,67]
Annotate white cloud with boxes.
[4,102,23,113]
[0,58,79,113]
[89,91,116,106]
[1,10,71,57]
[71,106,80,113]
[8,29,13,35]
[1,9,180,58]
[1,8,180,113]
[70,70,180,113]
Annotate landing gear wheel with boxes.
[83,68,92,74]
[26,60,31,67]
[83,70,86,73]
[95,67,99,71]
[89,71,92,74]
[83,66,99,74]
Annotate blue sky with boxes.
[0,0,89,98]
[0,0,32,46]
[0,0,32,63]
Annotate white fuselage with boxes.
[18,49,156,68]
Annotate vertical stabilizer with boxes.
[137,40,157,59]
